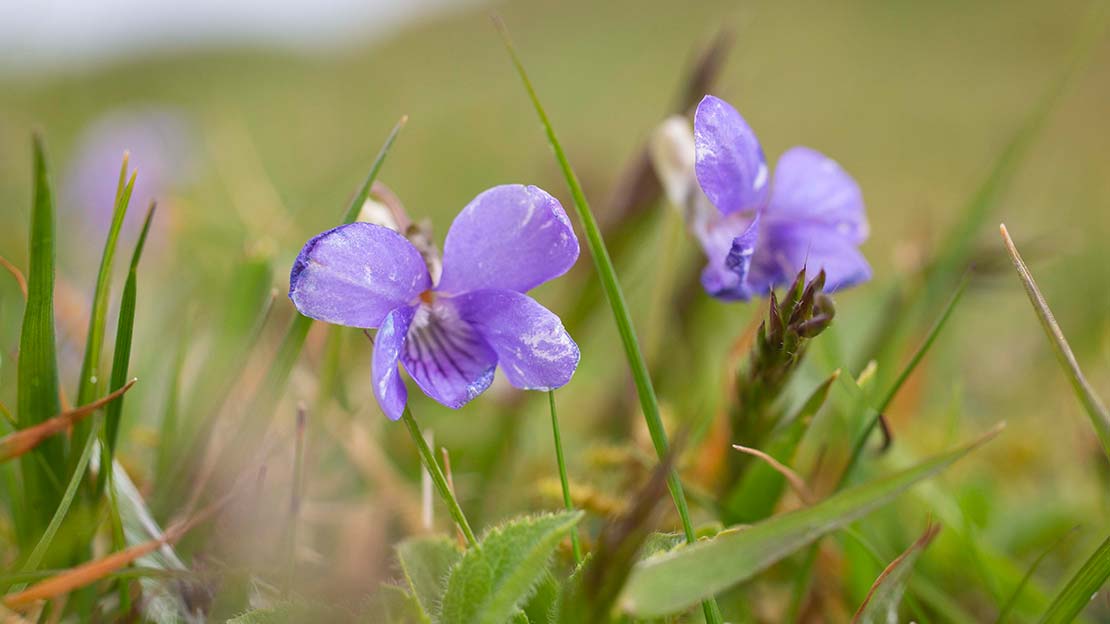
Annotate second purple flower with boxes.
[289,185,581,420]
[660,95,872,301]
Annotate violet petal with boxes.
[399,301,498,409]
[453,289,580,390]
[694,95,769,216]
[372,305,415,421]
[436,184,579,295]
[697,212,761,301]
[289,222,431,329]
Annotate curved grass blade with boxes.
[620,425,1003,617]
[493,18,723,622]
[74,155,136,456]
[995,527,1077,624]
[17,135,64,548]
[1038,534,1110,624]
[15,426,99,582]
[1001,224,1110,461]
[852,523,941,624]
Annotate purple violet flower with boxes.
[64,108,195,239]
[689,95,870,300]
[289,184,581,420]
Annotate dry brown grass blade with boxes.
[2,475,238,610]
[0,256,27,299]
[732,444,815,505]
[0,379,137,462]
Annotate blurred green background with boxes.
[1,0,1108,620]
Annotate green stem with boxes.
[548,392,582,564]
[401,408,478,548]
[838,277,967,490]
[494,19,721,622]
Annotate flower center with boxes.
[419,290,436,305]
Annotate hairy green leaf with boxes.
[363,584,427,624]
[620,426,1002,617]
[397,535,461,620]
[439,511,582,624]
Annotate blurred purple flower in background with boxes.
[63,108,195,239]
[654,95,870,301]
[289,184,581,420]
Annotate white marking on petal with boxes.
[753,162,769,191]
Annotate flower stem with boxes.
[548,391,582,564]
[401,408,478,548]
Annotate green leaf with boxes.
[16,135,64,549]
[851,523,940,624]
[74,155,135,453]
[363,584,426,624]
[522,571,560,624]
[1038,534,1110,624]
[619,426,1002,617]
[439,511,583,624]
[1001,224,1110,462]
[396,535,461,619]
[723,370,838,523]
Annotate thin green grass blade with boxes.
[104,203,155,458]
[996,528,1077,624]
[17,134,65,548]
[1038,534,1110,624]
[1001,224,1110,461]
[619,425,1003,617]
[74,157,136,456]
[220,116,407,462]
[840,277,968,489]
[493,18,722,622]
[16,426,98,583]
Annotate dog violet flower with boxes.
[652,95,870,301]
[289,185,581,420]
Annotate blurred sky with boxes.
[0,0,479,74]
